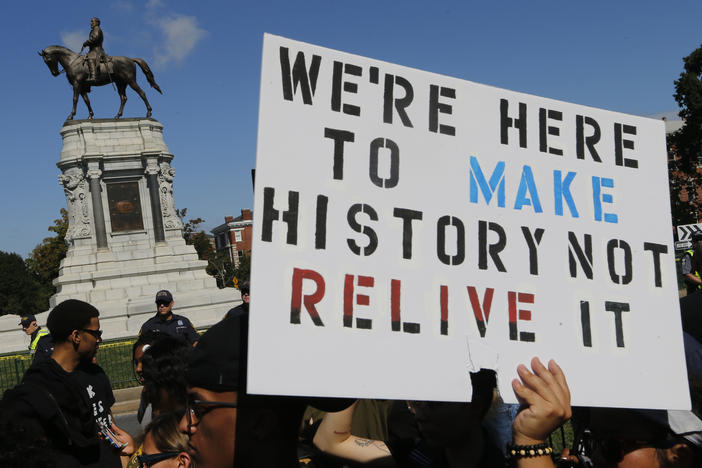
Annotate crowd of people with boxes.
[1,280,702,468]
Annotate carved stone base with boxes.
[50,118,236,340]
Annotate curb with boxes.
[113,386,142,415]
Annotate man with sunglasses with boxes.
[225,280,250,320]
[179,294,352,468]
[0,299,134,467]
[139,290,200,345]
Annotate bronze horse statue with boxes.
[39,45,162,120]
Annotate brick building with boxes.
[211,209,253,267]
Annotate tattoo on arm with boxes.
[353,438,390,454]
[373,442,390,454]
[354,438,374,447]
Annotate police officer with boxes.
[19,314,53,363]
[682,231,702,295]
[225,280,249,320]
[139,290,200,345]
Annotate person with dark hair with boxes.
[133,330,161,385]
[19,313,53,363]
[132,329,163,428]
[0,299,134,467]
[139,290,200,345]
[179,300,352,468]
[0,421,57,468]
[225,280,250,320]
[141,334,191,417]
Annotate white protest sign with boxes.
[249,33,689,409]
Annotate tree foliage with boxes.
[0,251,44,316]
[25,209,69,310]
[191,231,214,261]
[176,208,212,260]
[176,208,205,244]
[233,253,251,290]
[206,250,235,288]
[669,44,702,226]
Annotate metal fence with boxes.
[0,336,141,395]
[1,328,212,395]
[96,337,141,390]
[0,352,33,395]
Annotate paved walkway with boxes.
[113,386,142,415]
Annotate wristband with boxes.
[506,442,553,460]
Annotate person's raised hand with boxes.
[511,357,571,445]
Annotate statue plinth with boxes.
[53,118,236,338]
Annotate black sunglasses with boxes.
[137,451,179,467]
[80,328,103,339]
[185,395,237,432]
[156,301,171,307]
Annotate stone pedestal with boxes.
[51,118,236,339]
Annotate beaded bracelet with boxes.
[505,442,553,460]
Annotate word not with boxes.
[262,187,669,288]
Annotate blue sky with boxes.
[1,0,700,257]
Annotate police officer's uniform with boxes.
[138,290,200,344]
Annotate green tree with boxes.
[191,231,214,261]
[669,44,702,226]
[176,208,205,244]
[206,250,235,288]
[25,209,69,309]
[0,251,44,316]
[233,253,251,290]
[176,208,211,260]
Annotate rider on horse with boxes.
[83,17,105,83]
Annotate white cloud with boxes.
[153,15,206,67]
[146,0,165,10]
[60,30,85,53]
[112,1,134,12]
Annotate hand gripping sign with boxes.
[248,34,688,410]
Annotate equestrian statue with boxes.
[39,17,162,121]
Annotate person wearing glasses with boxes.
[139,290,200,346]
[179,301,352,468]
[0,299,135,467]
[225,280,250,320]
[129,411,195,468]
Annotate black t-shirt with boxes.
[384,401,503,468]
[384,401,447,468]
[139,313,200,344]
[70,363,120,468]
[0,359,121,468]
